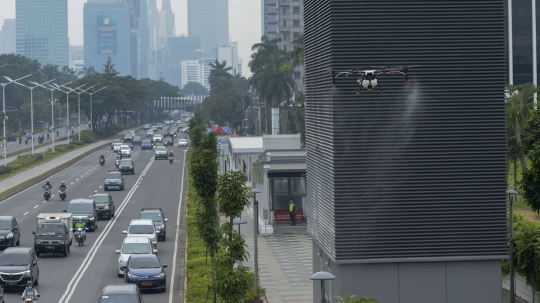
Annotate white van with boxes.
[122,219,157,249]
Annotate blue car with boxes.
[141,140,152,150]
[123,254,167,292]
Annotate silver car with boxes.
[177,139,188,147]
[115,236,157,277]
[154,146,168,159]
[120,145,131,157]
[122,219,157,249]
[153,134,163,143]
[113,143,122,153]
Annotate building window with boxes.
[282,6,288,15]
[293,6,300,14]
[283,20,287,27]
[294,71,301,79]
[293,19,300,27]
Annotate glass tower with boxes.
[16,0,68,67]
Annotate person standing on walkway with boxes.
[289,198,297,226]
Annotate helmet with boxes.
[26,280,33,289]
[46,180,50,183]
[61,181,65,184]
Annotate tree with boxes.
[182,82,208,96]
[520,109,540,212]
[506,83,540,172]
[289,33,304,68]
[78,66,96,77]
[249,36,282,75]
[215,170,252,302]
[208,60,233,92]
[201,88,245,127]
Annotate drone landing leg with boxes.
[379,83,383,94]
[356,86,362,95]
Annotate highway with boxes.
[0,127,187,303]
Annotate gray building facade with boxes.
[187,0,229,52]
[261,0,278,39]
[304,1,507,302]
[16,0,68,67]
[0,19,16,55]
[277,0,304,92]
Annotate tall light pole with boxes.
[251,188,261,289]
[4,77,55,155]
[30,81,69,152]
[507,189,518,303]
[0,72,37,165]
[53,83,86,145]
[84,86,106,132]
[74,85,95,141]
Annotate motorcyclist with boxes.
[59,181,67,190]
[43,180,51,195]
[168,151,174,158]
[74,220,86,242]
[99,153,105,163]
[21,281,39,301]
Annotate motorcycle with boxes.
[75,228,85,246]
[168,155,173,164]
[130,142,134,150]
[100,157,105,166]
[58,188,66,201]
[115,158,120,168]
[19,293,40,302]
[43,189,50,201]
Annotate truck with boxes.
[33,213,73,257]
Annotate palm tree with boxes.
[289,33,304,67]
[78,66,96,77]
[506,83,540,172]
[249,36,283,75]
[208,59,233,91]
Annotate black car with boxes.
[111,139,122,150]
[104,170,125,190]
[99,284,143,303]
[64,199,98,231]
[0,247,39,289]
[92,193,116,220]
[139,208,168,241]
[6,134,15,142]
[119,159,135,175]
[124,134,133,144]
[163,134,174,146]
[132,136,142,146]
[0,216,20,248]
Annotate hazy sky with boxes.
[0,0,261,76]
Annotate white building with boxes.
[198,58,214,90]
[69,45,84,74]
[181,60,199,88]
[218,41,242,75]
[0,19,16,54]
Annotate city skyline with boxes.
[0,0,260,76]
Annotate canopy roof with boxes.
[229,137,264,154]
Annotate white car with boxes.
[181,127,189,133]
[113,143,122,153]
[115,236,157,277]
[153,134,163,143]
[122,219,157,249]
[120,145,131,157]
[146,130,153,137]
[178,139,188,147]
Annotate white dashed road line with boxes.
[34,205,38,209]
[23,212,28,216]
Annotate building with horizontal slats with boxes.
[304,1,507,302]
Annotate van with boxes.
[63,199,98,231]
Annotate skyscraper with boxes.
[159,0,176,47]
[188,0,229,52]
[0,19,17,54]
[147,0,160,51]
[16,0,68,67]
[261,0,278,39]
[277,0,304,91]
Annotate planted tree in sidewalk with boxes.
[189,141,220,303]
[215,170,252,302]
[520,110,540,212]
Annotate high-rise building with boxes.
[509,0,540,85]
[147,0,160,51]
[69,45,84,75]
[218,42,241,75]
[139,0,150,78]
[0,19,16,54]
[277,0,304,91]
[83,1,133,76]
[188,0,229,53]
[16,0,68,67]
[198,58,215,90]
[159,0,176,47]
[304,0,506,302]
[181,60,200,88]
[261,0,278,39]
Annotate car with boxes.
[139,208,167,241]
[120,145,131,157]
[123,254,167,292]
[154,146,168,159]
[116,236,157,277]
[146,130,153,137]
[91,193,116,220]
[141,140,152,150]
[104,170,125,191]
[0,216,20,248]
[111,139,122,150]
[124,134,133,143]
[64,199,98,231]
[119,159,135,175]
[150,126,157,131]
[132,136,142,146]
[113,143,122,153]
[176,120,182,125]
[157,124,163,130]
[177,138,188,148]
[122,219,157,249]
[152,134,163,143]
[0,247,39,289]
[143,124,150,130]
[169,120,175,125]
[181,127,189,133]
[6,133,15,142]
[98,284,144,303]
[163,134,174,146]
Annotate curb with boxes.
[0,125,145,202]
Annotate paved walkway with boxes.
[502,289,528,303]
[235,205,313,303]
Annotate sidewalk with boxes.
[235,205,313,303]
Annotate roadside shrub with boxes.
[70,140,84,146]
[0,166,12,175]
[79,130,94,142]
[10,155,36,167]
[54,144,72,153]
[33,153,43,161]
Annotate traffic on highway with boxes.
[0,122,188,303]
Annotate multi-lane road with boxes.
[0,128,187,303]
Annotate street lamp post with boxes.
[4,77,55,155]
[85,86,106,132]
[251,188,261,289]
[74,85,94,141]
[507,189,518,303]
[55,83,87,144]
[0,72,37,165]
[233,218,248,267]
[310,271,336,303]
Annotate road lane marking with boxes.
[34,205,38,208]
[23,212,28,215]
[98,186,102,189]
[169,149,187,303]
[70,182,74,185]
[59,156,155,303]
[76,179,78,181]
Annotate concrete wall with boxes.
[503,274,539,303]
[313,241,502,303]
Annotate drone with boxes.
[330,66,419,94]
